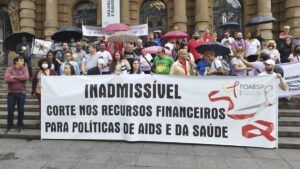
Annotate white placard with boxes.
[32,39,53,56]
[129,24,148,36]
[279,62,300,97]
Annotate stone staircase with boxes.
[0,66,300,148]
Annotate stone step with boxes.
[0,119,40,129]
[0,104,39,112]
[0,98,39,105]
[0,93,35,99]
[279,102,300,109]
[279,117,300,127]
[279,137,300,149]
[0,128,40,139]
[279,127,300,138]
[0,111,39,120]
[279,109,300,117]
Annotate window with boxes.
[73,1,97,28]
[213,0,242,34]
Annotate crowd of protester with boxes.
[4,25,298,132]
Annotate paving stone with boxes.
[141,143,169,154]
[73,162,105,169]
[278,149,300,161]
[196,156,229,169]
[288,160,300,169]
[42,161,76,169]
[116,143,144,153]
[256,159,293,169]
[85,141,121,152]
[166,155,197,169]
[79,151,113,164]
[103,164,135,169]
[24,148,61,161]
[224,157,261,169]
[51,149,87,163]
[136,153,167,167]
[168,144,195,155]
[9,159,47,169]
[194,145,224,157]
[247,148,282,159]
[106,152,139,166]
[221,146,252,158]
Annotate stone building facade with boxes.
[0,0,300,51]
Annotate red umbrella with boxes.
[103,23,129,32]
[162,30,189,39]
[142,46,172,56]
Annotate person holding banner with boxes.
[170,49,196,76]
[32,58,57,126]
[259,59,288,91]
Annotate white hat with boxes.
[265,59,275,65]
[97,58,106,66]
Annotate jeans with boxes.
[7,92,26,129]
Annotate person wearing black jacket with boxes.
[279,37,293,63]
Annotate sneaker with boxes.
[16,127,24,133]
[5,128,14,134]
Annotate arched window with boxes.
[140,0,168,34]
[72,1,97,28]
[0,5,12,61]
[213,0,242,34]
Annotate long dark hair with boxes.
[129,59,142,74]
[293,45,300,56]
[64,63,75,75]
[109,51,124,73]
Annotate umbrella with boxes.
[195,42,230,56]
[142,46,172,56]
[245,16,277,27]
[107,31,138,43]
[219,22,240,29]
[103,23,129,32]
[162,31,189,39]
[4,32,35,51]
[51,27,82,42]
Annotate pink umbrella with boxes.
[162,30,189,39]
[103,23,129,32]
[142,46,172,56]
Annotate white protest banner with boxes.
[32,39,53,56]
[102,0,120,27]
[82,25,109,37]
[279,62,300,97]
[129,24,148,36]
[41,75,278,148]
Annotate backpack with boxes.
[214,56,231,76]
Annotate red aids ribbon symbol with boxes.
[226,81,239,98]
[208,90,234,111]
[242,120,275,141]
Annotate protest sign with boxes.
[32,39,53,56]
[279,62,300,97]
[41,75,278,148]
[129,24,148,36]
[102,0,120,27]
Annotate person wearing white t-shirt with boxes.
[205,51,225,76]
[81,44,101,75]
[245,32,261,62]
[259,59,288,91]
[97,42,112,74]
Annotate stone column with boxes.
[195,0,209,33]
[173,0,187,32]
[257,0,273,42]
[121,0,130,25]
[19,0,36,34]
[285,0,300,38]
[44,0,58,39]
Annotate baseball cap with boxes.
[264,59,275,65]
